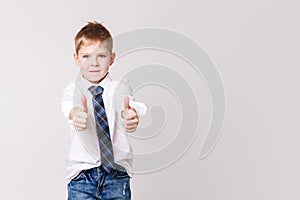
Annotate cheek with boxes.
[99,60,111,67]
[80,59,91,68]
[79,63,89,72]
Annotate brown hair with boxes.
[74,21,113,54]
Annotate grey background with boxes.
[0,0,299,199]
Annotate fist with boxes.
[70,95,88,131]
[121,96,139,133]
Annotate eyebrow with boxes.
[80,52,108,54]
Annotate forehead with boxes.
[78,41,110,54]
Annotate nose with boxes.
[90,57,100,67]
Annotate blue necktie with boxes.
[88,85,125,173]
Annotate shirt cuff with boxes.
[129,100,147,119]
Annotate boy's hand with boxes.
[69,95,88,131]
[121,96,139,133]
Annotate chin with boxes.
[91,78,101,83]
[88,72,107,83]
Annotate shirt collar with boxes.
[77,72,112,93]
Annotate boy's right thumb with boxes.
[81,94,87,113]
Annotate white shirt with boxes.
[61,72,147,183]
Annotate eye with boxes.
[82,55,89,58]
[98,55,107,58]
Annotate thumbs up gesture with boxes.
[69,94,88,131]
[121,96,139,133]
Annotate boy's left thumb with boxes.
[124,96,130,110]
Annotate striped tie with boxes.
[88,85,124,173]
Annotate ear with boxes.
[109,52,115,66]
[74,53,80,67]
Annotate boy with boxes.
[61,21,147,200]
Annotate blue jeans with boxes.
[68,165,131,200]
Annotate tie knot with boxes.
[88,85,103,96]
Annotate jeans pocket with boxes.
[72,170,85,181]
[115,170,130,179]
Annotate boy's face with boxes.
[74,41,115,84]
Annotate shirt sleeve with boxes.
[61,83,76,125]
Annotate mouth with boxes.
[90,70,100,73]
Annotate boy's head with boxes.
[74,21,115,84]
